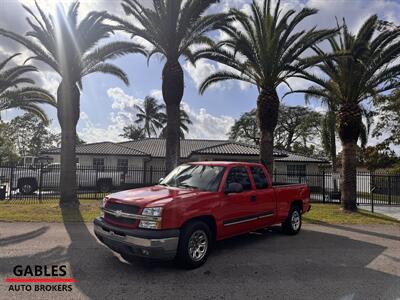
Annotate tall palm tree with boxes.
[108,0,228,172]
[159,106,192,139]
[196,0,336,173]
[0,53,55,123]
[304,87,374,193]
[289,16,400,211]
[135,96,165,138]
[0,2,146,206]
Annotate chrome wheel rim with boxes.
[21,184,32,194]
[188,230,208,261]
[291,211,300,231]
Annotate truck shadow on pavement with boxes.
[1,208,399,299]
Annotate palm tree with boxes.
[305,87,374,193]
[305,88,374,171]
[289,16,400,211]
[134,96,165,138]
[120,124,145,141]
[108,0,228,172]
[0,54,55,123]
[196,0,336,173]
[0,2,146,206]
[159,106,192,139]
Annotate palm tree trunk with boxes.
[57,80,80,207]
[338,102,361,212]
[257,87,280,174]
[328,110,338,192]
[162,59,184,173]
[341,142,357,211]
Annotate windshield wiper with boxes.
[159,182,170,187]
[178,183,198,189]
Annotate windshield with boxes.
[160,164,225,192]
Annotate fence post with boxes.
[95,167,98,200]
[370,172,375,213]
[9,166,14,201]
[274,169,277,182]
[150,166,153,184]
[388,175,392,206]
[143,166,147,185]
[322,170,326,204]
[38,163,43,202]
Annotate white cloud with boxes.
[184,59,223,91]
[107,87,142,110]
[149,89,163,100]
[181,102,234,140]
[78,88,234,142]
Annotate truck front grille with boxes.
[104,201,140,227]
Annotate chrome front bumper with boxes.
[93,217,179,260]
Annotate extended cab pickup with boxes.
[94,162,311,268]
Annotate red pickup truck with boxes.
[94,162,311,268]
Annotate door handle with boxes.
[250,195,256,202]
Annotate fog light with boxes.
[141,249,150,256]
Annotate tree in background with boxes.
[197,0,336,173]
[373,90,400,147]
[134,96,165,138]
[0,54,55,123]
[229,110,259,146]
[275,106,322,152]
[0,122,19,165]
[159,106,193,140]
[228,106,322,156]
[109,0,229,172]
[6,113,59,157]
[291,17,400,211]
[0,2,146,206]
[120,125,145,141]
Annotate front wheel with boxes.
[282,206,302,235]
[176,221,211,269]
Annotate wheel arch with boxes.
[180,215,217,241]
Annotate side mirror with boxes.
[225,182,243,194]
[158,178,164,184]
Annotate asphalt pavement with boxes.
[0,222,399,300]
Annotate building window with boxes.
[287,165,306,177]
[93,158,105,171]
[117,159,128,173]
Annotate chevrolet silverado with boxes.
[94,162,311,268]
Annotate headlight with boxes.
[142,207,163,217]
[101,197,109,218]
[102,197,109,208]
[139,207,163,229]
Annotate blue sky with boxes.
[1,0,400,152]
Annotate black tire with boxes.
[18,179,37,195]
[282,205,302,235]
[97,180,112,193]
[176,221,212,269]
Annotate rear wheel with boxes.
[97,180,112,193]
[282,205,302,235]
[18,179,37,195]
[176,221,211,269]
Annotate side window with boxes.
[226,167,252,191]
[250,166,268,189]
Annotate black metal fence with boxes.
[273,171,400,206]
[0,164,166,201]
[0,164,399,205]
